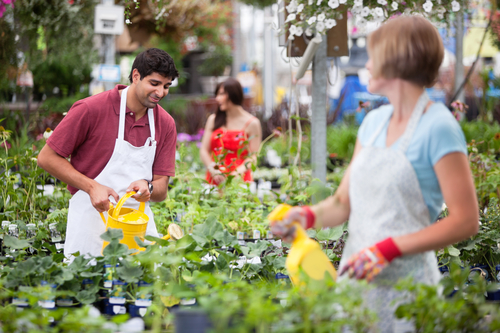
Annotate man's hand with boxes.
[88,183,119,213]
[127,179,150,202]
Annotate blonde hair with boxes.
[367,15,444,88]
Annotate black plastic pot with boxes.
[174,309,212,333]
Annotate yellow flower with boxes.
[0,126,11,141]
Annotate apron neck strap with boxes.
[397,91,430,153]
[366,91,430,152]
[119,86,156,142]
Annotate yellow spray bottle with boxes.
[267,204,337,285]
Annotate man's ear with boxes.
[132,68,141,84]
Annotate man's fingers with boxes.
[110,190,119,202]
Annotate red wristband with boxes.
[375,237,402,262]
[302,206,316,229]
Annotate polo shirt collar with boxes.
[111,84,151,125]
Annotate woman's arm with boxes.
[309,139,363,228]
[393,152,479,254]
[200,114,216,171]
[233,118,262,175]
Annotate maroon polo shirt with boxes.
[47,84,177,195]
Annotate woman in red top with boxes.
[200,78,262,185]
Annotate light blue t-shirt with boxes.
[357,103,467,222]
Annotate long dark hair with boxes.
[213,78,244,130]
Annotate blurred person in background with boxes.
[200,78,262,185]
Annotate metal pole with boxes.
[454,11,465,103]
[311,38,327,183]
[102,0,115,91]
[264,6,274,120]
[232,0,241,77]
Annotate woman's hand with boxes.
[339,238,402,282]
[212,174,226,185]
[269,207,309,242]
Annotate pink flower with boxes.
[177,133,192,142]
[1,141,11,150]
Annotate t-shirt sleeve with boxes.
[152,119,177,177]
[429,115,467,166]
[46,101,91,158]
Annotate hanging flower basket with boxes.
[281,0,465,40]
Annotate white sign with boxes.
[98,64,121,82]
[94,4,125,35]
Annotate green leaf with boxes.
[215,253,228,271]
[316,227,344,241]
[102,240,129,257]
[447,245,460,257]
[241,240,270,258]
[3,235,30,249]
[100,228,124,242]
[117,263,143,283]
[76,288,98,304]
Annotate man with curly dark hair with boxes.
[38,48,179,259]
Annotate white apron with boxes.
[65,86,159,259]
[339,92,441,332]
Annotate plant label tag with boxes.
[135,299,152,307]
[104,281,113,288]
[12,298,28,307]
[113,305,126,314]
[109,297,126,305]
[139,307,147,317]
[38,300,56,309]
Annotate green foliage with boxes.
[461,120,500,154]
[197,45,233,77]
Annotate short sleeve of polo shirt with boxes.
[46,100,91,158]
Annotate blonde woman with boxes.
[270,16,478,331]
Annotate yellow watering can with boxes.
[100,191,149,254]
[267,204,337,285]
[100,192,185,254]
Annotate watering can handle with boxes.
[112,191,146,219]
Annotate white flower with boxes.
[357,17,367,27]
[316,21,326,33]
[374,7,384,16]
[317,0,323,4]
[351,5,362,14]
[289,35,295,40]
[354,0,363,6]
[317,13,326,22]
[286,13,297,22]
[295,26,304,36]
[289,24,298,36]
[423,0,433,12]
[378,0,387,4]
[361,6,370,16]
[43,128,53,140]
[286,0,298,13]
[309,0,313,4]
[438,13,444,19]
[305,27,313,36]
[308,16,317,24]
[325,18,337,28]
[339,0,347,4]
[125,19,131,24]
[297,4,304,12]
[391,1,398,10]
[328,0,340,8]
[451,0,460,11]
